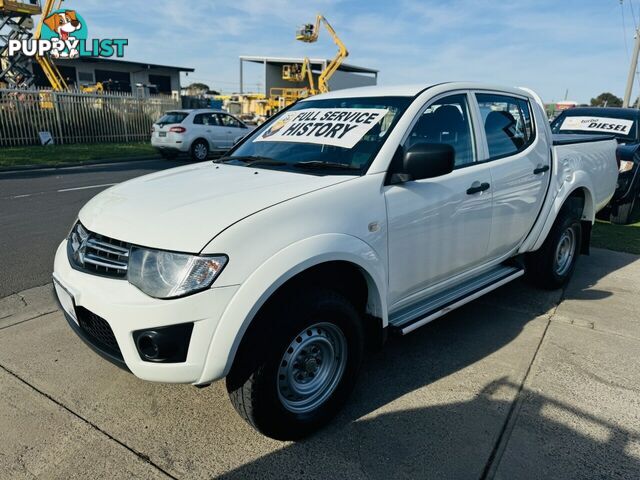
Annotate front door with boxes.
[384,93,494,308]
[217,113,246,148]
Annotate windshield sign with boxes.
[253,108,390,149]
[559,116,634,135]
[225,96,411,175]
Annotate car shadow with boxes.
[214,253,637,480]
[218,376,640,480]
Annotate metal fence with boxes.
[0,88,180,147]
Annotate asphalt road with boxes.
[0,159,178,298]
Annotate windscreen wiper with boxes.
[215,155,284,167]
[293,161,360,171]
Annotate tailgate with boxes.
[153,124,176,142]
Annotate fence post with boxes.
[123,96,130,143]
[53,92,65,145]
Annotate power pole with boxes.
[623,27,640,107]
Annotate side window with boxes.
[207,113,220,126]
[193,114,205,125]
[405,93,476,167]
[476,94,536,159]
[217,114,241,128]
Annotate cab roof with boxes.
[166,109,226,114]
[303,82,537,101]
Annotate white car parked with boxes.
[151,109,252,161]
[54,83,618,440]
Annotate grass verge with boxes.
[592,219,640,255]
[0,143,157,168]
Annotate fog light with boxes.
[133,323,194,363]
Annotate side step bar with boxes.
[389,265,525,335]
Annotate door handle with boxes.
[533,164,550,175]
[467,181,490,195]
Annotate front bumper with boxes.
[53,240,239,384]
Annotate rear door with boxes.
[193,113,226,150]
[384,92,494,307]
[474,92,551,259]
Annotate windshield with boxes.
[222,96,413,175]
[157,112,188,125]
[551,112,637,142]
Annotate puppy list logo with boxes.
[8,9,128,59]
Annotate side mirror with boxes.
[390,143,455,184]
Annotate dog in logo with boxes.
[262,113,295,138]
[43,10,82,58]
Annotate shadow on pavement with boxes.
[220,376,640,479]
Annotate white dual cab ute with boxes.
[53,83,618,439]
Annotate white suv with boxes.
[151,109,252,161]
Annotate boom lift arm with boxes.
[282,56,317,95]
[295,14,348,94]
[34,0,68,90]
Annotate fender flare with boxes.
[197,233,387,383]
[527,175,596,253]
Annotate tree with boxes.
[590,92,623,107]
[187,82,210,92]
[185,82,220,96]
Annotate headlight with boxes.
[619,160,635,173]
[68,222,89,266]
[128,247,227,299]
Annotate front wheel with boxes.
[226,289,364,440]
[190,139,209,161]
[526,206,582,290]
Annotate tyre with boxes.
[190,139,209,161]
[226,288,364,440]
[159,150,178,160]
[526,204,582,290]
[610,196,637,225]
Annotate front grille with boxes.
[76,307,122,359]
[69,224,131,278]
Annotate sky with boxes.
[73,0,638,103]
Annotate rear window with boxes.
[551,113,636,141]
[157,112,188,125]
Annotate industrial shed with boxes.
[238,55,378,94]
[32,58,194,97]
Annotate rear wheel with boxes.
[226,288,364,440]
[610,196,637,225]
[526,205,582,290]
[190,139,209,161]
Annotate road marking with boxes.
[4,183,117,200]
[57,183,116,193]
